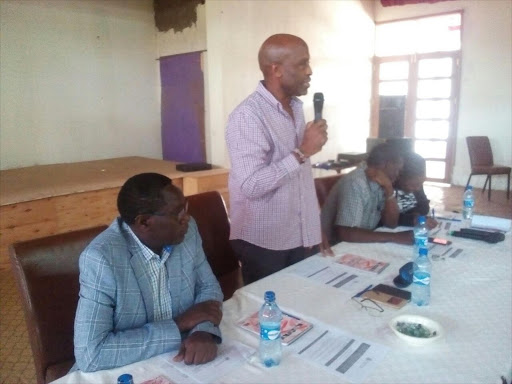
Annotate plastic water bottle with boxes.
[259,291,282,367]
[462,185,475,220]
[413,215,429,258]
[411,248,431,306]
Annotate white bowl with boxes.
[389,314,443,346]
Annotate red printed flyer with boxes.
[337,253,390,274]
[141,376,176,384]
[237,311,313,346]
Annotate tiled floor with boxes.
[424,182,512,219]
[0,183,510,384]
[0,268,36,384]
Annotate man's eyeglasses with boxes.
[351,296,384,317]
[152,200,189,221]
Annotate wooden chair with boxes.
[314,174,344,207]
[466,136,511,200]
[9,226,107,384]
[187,191,243,300]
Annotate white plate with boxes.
[389,314,443,346]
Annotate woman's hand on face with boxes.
[426,217,438,230]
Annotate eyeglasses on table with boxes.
[350,296,384,316]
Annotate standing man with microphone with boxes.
[226,33,328,284]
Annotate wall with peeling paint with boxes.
[156,3,206,58]
[154,0,204,33]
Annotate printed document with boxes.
[158,340,253,384]
[288,256,379,294]
[288,322,389,382]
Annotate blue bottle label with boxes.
[413,271,430,286]
[415,237,428,247]
[260,323,281,341]
[463,198,474,208]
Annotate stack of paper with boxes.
[471,215,511,232]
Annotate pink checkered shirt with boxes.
[226,82,321,250]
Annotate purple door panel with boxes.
[160,52,205,162]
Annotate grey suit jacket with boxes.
[73,217,223,372]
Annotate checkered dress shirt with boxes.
[321,165,386,242]
[226,82,321,250]
[123,223,173,321]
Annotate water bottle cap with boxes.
[264,291,275,301]
[117,374,133,384]
[419,248,428,256]
[393,261,413,288]
[418,215,426,224]
[467,185,473,190]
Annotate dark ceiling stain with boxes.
[154,0,205,33]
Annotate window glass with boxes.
[416,100,450,119]
[416,13,461,53]
[379,61,409,80]
[376,13,461,57]
[415,140,447,159]
[417,79,452,98]
[418,58,453,78]
[375,21,416,56]
[415,120,450,139]
[425,160,446,179]
[379,81,408,96]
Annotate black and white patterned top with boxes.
[396,190,418,214]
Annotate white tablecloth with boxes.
[53,230,512,384]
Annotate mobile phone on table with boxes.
[372,283,411,301]
[428,237,452,246]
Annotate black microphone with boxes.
[313,92,324,122]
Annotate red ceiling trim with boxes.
[381,0,452,6]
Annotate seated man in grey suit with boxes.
[321,143,414,247]
[74,173,223,372]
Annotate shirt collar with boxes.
[255,81,303,113]
[122,221,173,263]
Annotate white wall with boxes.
[0,0,161,170]
[205,0,376,169]
[375,0,512,189]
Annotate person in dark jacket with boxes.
[394,151,437,229]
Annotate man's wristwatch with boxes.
[292,148,308,164]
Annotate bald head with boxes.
[258,34,308,77]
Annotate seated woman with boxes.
[394,151,437,229]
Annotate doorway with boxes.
[371,12,462,183]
